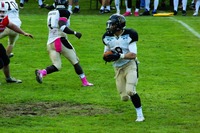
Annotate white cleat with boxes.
[193,12,198,16]
[135,116,145,122]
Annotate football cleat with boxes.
[193,12,198,16]
[73,7,80,13]
[152,10,157,15]
[174,10,178,15]
[104,9,110,13]
[134,11,139,17]
[82,82,94,87]
[20,3,24,9]
[6,77,22,83]
[9,53,14,58]
[35,70,43,84]
[39,4,48,8]
[140,10,150,16]
[182,10,187,16]
[123,11,132,16]
[135,116,145,122]
[99,9,104,14]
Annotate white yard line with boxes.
[170,17,200,39]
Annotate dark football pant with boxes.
[0,43,10,69]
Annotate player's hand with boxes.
[75,32,82,39]
[24,33,33,38]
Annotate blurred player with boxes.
[0,0,21,58]
[35,0,93,87]
[0,1,33,83]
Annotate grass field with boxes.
[0,0,200,132]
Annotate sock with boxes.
[196,1,200,13]
[39,69,47,77]
[135,8,139,12]
[115,0,120,13]
[135,107,144,117]
[145,0,150,11]
[126,8,131,12]
[154,0,159,10]
[68,5,72,12]
[75,5,79,9]
[174,0,178,11]
[182,0,187,11]
[106,6,110,10]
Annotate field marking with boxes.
[170,17,200,39]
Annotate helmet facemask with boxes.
[0,2,8,20]
[106,14,126,34]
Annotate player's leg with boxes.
[0,43,21,83]
[35,42,60,84]
[61,38,93,86]
[115,68,129,101]
[134,0,140,16]
[173,0,179,15]
[152,0,159,14]
[6,30,19,58]
[114,0,120,14]
[182,0,188,16]
[20,0,24,9]
[72,0,80,13]
[126,61,144,122]
[140,0,150,16]
[193,0,200,16]
[123,0,132,16]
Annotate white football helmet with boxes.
[0,1,8,19]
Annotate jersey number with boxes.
[5,1,18,11]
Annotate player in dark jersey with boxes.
[35,0,93,87]
[102,14,145,122]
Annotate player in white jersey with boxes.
[35,1,93,87]
[0,0,21,58]
[102,14,145,122]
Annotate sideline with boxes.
[169,17,200,39]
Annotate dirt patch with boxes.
[0,102,112,117]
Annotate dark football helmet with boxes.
[54,0,68,9]
[106,14,126,34]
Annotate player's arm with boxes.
[121,42,137,59]
[58,18,81,39]
[7,22,33,38]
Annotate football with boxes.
[103,50,114,57]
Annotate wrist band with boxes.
[120,54,125,59]
[74,31,77,35]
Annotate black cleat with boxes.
[182,10,187,16]
[73,7,80,13]
[35,70,43,84]
[140,10,150,16]
[6,77,22,83]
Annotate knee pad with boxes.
[121,95,130,101]
[127,91,135,96]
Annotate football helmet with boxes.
[54,0,68,9]
[0,2,8,19]
[106,14,126,34]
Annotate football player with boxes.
[102,14,145,122]
[0,1,33,83]
[35,0,93,87]
[0,0,21,58]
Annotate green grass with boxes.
[0,0,200,132]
